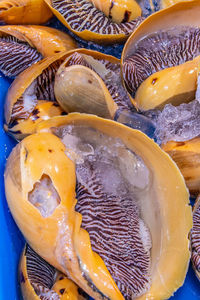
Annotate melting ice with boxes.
[53,125,150,198]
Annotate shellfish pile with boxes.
[1,0,200,299]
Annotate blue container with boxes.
[0,37,200,299]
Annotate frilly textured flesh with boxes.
[162,137,200,196]
[191,195,200,281]
[0,25,77,77]
[4,100,65,141]
[19,244,89,299]
[44,0,144,44]
[54,64,117,118]
[121,0,200,109]
[0,0,53,25]
[4,113,192,299]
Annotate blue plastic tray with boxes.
[0,27,200,298]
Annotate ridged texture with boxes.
[75,161,151,299]
[67,52,131,110]
[25,244,60,299]
[10,97,31,121]
[0,36,42,77]
[52,0,143,36]
[35,61,61,101]
[191,203,200,272]
[123,27,200,96]
[25,244,56,289]
[10,60,62,123]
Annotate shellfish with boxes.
[162,137,200,196]
[0,25,76,77]
[20,244,89,299]
[122,0,200,110]
[54,59,156,136]
[44,0,144,43]
[4,49,131,140]
[191,195,200,281]
[55,64,117,118]
[121,0,200,195]
[43,0,189,43]
[5,113,192,299]
[54,50,132,116]
[88,0,142,23]
[6,100,64,140]
[0,0,53,24]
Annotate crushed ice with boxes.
[151,99,200,144]
[54,125,150,197]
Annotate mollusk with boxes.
[44,0,144,43]
[54,50,156,136]
[54,50,132,117]
[88,0,142,23]
[134,56,200,110]
[191,195,200,281]
[20,244,89,299]
[4,49,131,140]
[5,100,65,141]
[5,113,192,299]
[4,52,70,140]
[55,64,118,118]
[121,0,200,110]
[162,137,200,196]
[0,0,53,25]
[0,25,76,77]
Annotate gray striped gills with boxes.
[191,203,200,273]
[123,27,200,96]
[52,0,143,36]
[75,160,151,299]
[25,244,60,300]
[0,36,42,77]
[35,60,62,101]
[67,52,132,110]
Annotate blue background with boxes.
[0,18,200,299]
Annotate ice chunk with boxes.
[28,175,60,218]
[117,148,150,190]
[57,125,150,198]
[154,100,200,144]
[62,133,94,164]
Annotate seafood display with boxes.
[1,0,200,299]
[4,49,132,140]
[122,0,200,109]
[44,0,144,43]
[43,0,189,43]
[121,0,200,196]
[5,115,192,299]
